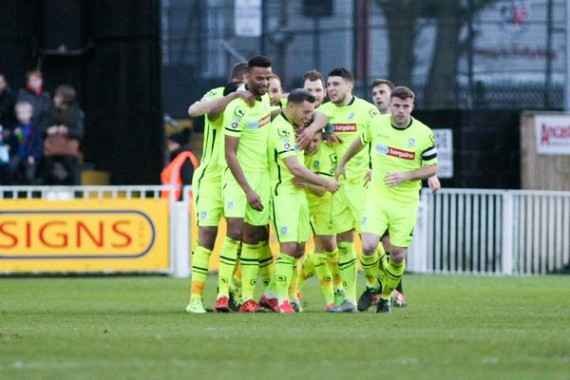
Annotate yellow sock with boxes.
[338,241,357,303]
[240,243,260,302]
[312,252,334,306]
[382,259,406,298]
[360,251,379,288]
[288,258,299,300]
[217,237,240,298]
[275,253,296,303]
[190,246,212,300]
[258,241,274,292]
[325,249,343,291]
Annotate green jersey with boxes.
[268,112,305,196]
[196,87,225,174]
[223,90,271,172]
[362,114,438,203]
[319,97,379,181]
[304,141,337,205]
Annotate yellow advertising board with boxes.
[0,199,169,273]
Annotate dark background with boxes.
[0,0,162,184]
[0,0,522,188]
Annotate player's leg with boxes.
[186,172,223,314]
[376,202,417,313]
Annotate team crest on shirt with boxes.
[234,107,245,118]
[408,137,416,147]
[227,201,234,210]
[348,112,355,121]
[280,226,288,235]
[312,160,320,170]
[200,211,207,220]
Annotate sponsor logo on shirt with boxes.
[375,144,415,160]
[333,123,357,132]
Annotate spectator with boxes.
[43,84,84,185]
[7,101,42,185]
[0,73,17,130]
[161,128,197,201]
[17,70,51,132]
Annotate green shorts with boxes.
[308,193,334,236]
[360,192,418,248]
[271,190,310,243]
[223,169,270,226]
[332,178,365,234]
[192,168,223,227]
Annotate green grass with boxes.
[1,274,569,380]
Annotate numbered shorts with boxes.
[192,168,223,227]
[360,196,419,248]
[271,191,310,243]
[308,194,335,236]
[332,178,365,234]
[223,169,270,226]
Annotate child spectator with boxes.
[7,101,42,185]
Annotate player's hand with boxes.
[325,178,340,193]
[237,90,256,107]
[428,176,441,193]
[335,164,346,180]
[325,133,343,145]
[384,171,409,187]
[246,189,264,211]
[296,127,314,149]
[363,169,372,188]
[292,177,306,188]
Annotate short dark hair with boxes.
[371,79,395,91]
[230,61,248,82]
[328,67,353,83]
[303,69,325,87]
[54,84,77,105]
[287,88,316,105]
[247,55,272,71]
[223,82,240,96]
[390,86,415,101]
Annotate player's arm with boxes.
[297,111,329,148]
[208,91,255,121]
[284,156,339,193]
[336,136,366,179]
[188,98,219,118]
[384,164,438,187]
[292,177,327,197]
[225,135,264,211]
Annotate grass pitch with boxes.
[1,274,568,380]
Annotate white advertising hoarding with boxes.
[534,115,570,155]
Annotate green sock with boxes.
[312,252,334,306]
[325,249,343,291]
[288,259,299,300]
[218,237,240,298]
[190,246,212,300]
[338,241,357,304]
[382,259,407,298]
[240,243,260,302]
[275,253,296,303]
[258,241,274,293]
[360,251,379,288]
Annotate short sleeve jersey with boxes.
[223,87,271,172]
[362,114,438,203]
[197,87,225,173]
[304,141,337,204]
[319,97,379,180]
[268,113,304,195]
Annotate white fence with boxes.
[1,186,568,276]
[409,189,570,275]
